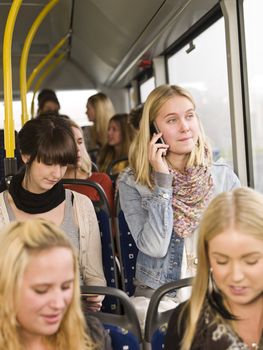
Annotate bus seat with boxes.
[62,179,120,313]
[144,277,193,350]
[0,130,23,184]
[88,147,100,164]
[91,161,99,172]
[106,156,129,185]
[81,285,143,350]
[115,191,138,296]
[0,148,5,185]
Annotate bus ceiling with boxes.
[0,0,217,94]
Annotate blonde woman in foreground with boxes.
[165,187,263,350]
[0,219,99,350]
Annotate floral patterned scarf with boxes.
[170,165,214,238]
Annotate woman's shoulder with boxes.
[0,190,8,208]
[118,167,136,184]
[211,159,235,171]
[66,189,93,208]
[210,159,240,191]
[0,190,10,229]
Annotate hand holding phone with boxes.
[149,121,169,173]
[150,121,165,144]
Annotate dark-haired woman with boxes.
[0,115,106,311]
[37,88,60,115]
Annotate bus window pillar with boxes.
[153,56,167,86]
[221,0,253,187]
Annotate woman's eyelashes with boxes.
[186,112,195,119]
[166,113,195,124]
[214,258,259,266]
[244,259,259,265]
[215,259,228,265]
[33,283,73,294]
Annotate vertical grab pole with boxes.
[27,33,70,91]
[27,33,70,117]
[20,0,59,125]
[3,0,23,177]
[30,51,66,116]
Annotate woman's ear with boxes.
[21,154,30,164]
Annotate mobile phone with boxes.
[150,121,165,144]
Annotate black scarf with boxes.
[8,172,65,214]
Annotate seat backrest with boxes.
[81,285,143,350]
[91,161,99,172]
[114,191,138,296]
[0,130,23,184]
[0,148,5,184]
[88,147,100,164]
[144,277,193,350]
[106,156,129,185]
[62,179,119,313]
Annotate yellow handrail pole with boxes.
[3,0,22,169]
[20,0,59,125]
[27,33,70,92]
[31,51,66,117]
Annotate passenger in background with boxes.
[165,187,263,350]
[128,103,144,131]
[37,88,60,115]
[118,84,240,329]
[98,113,135,176]
[84,92,116,157]
[0,219,95,350]
[0,115,106,311]
[63,118,114,214]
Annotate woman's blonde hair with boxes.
[88,92,115,147]
[180,187,263,350]
[0,219,95,350]
[63,118,92,177]
[129,85,212,187]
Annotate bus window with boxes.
[244,0,263,193]
[167,18,233,165]
[0,90,97,131]
[56,89,97,126]
[140,77,155,103]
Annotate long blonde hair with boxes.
[129,85,212,188]
[0,219,95,350]
[88,92,115,147]
[180,187,263,350]
[63,117,92,177]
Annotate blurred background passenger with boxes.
[63,118,114,213]
[128,103,144,132]
[97,113,135,176]
[84,92,116,157]
[0,219,95,350]
[37,88,60,115]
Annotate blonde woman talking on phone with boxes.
[118,84,240,328]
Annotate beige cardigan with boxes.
[0,190,106,287]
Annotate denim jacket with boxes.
[118,161,240,290]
